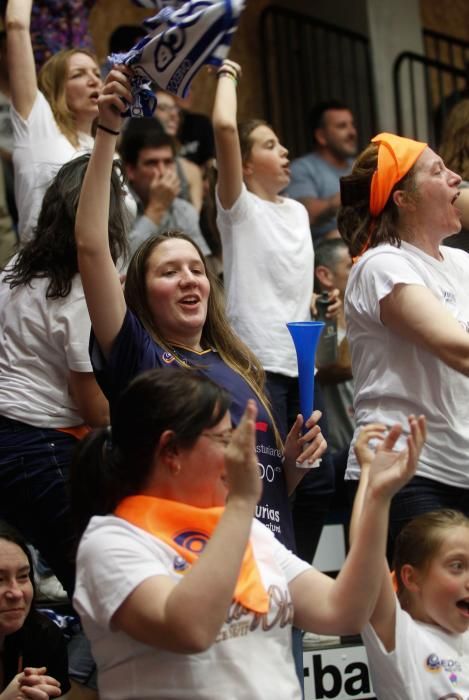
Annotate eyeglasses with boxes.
[201,430,233,447]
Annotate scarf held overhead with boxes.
[115,495,269,613]
[111,0,245,117]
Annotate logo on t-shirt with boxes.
[162,351,177,364]
[425,653,462,690]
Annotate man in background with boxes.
[286,100,357,244]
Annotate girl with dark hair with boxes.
[0,153,127,598]
[351,421,469,700]
[75,66,327,556]
[5,0,102,241]
[0,520,69,698]
[339,132,469,549]
[72,368,421,700]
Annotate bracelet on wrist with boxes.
[217,71,238,86]
[96,123,120,136]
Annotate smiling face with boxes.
[412,526,469,634]
[0,539,33,640]
[64,52,102,122]
[404,147,462,239]
[145,238,210,350]
[176,410,233,507]
[243,125,290,194]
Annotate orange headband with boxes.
[369,133,427,217]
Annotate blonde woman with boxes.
[6,0,102,241]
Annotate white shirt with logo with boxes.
[345,242,469,487]
[74,515,309,700]
[362,598,469,700]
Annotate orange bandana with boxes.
[369,133,427,216]
[115,495,269,614]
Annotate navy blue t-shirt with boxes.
[90,310,296,551]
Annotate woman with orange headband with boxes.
[338,132,469,550]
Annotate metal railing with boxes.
[259,6,376,159]
[394,30,469,146]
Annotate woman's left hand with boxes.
[283,411,327,469]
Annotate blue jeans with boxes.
[0,415,77,597]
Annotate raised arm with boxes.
[111,401,262,653]
[349,417,426,651]
[5,0,37,119]
[75,66,132,359]
[212,59,243,209]
[289,415,426,636]
[380,283,469,375]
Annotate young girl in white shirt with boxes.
[351,420,469,700]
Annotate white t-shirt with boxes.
[0,263,93,427]
[362,598,469,700]
[11,91,93,242]
[345,242,469,487]
[74,515,310,700]
[217,185,314,377]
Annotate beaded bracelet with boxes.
[97,123,120,136]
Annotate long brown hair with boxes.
[38,48,99,147]
[124,231,281,443]
[439,99,469,181]
[338,143,418,257]
[393,509,469,610]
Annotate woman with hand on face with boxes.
[339,133,469,550]
[5,0,103,241]
[72,369,422,700]
[75,65,327,555]
[0,521,69,700]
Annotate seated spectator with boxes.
[0,520,69,698]
[315,238,355,456]
[0,153,125,598]
[286,100,357,243]
[72,368,421,700]
[154,90,203,211]
[6,0,102,241]
[119,120,210,256]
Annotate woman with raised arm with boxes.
[75,65,327,555]
[5,0,102,241]
[72,368,423,700]
[0,153,126,598]
[339,132,469,550]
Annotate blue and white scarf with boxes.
[110,0,245,117]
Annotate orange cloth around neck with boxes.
[115,495,269,614]
[369,133,427,217]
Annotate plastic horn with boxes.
[287,321,325,425]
